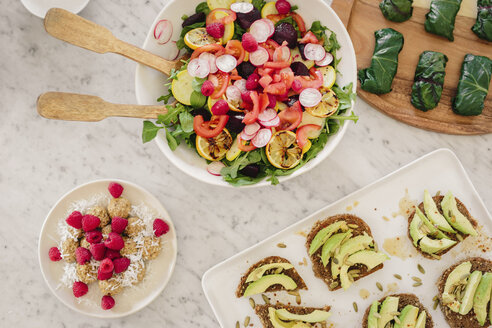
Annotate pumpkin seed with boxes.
[353,302,358,312]
[277,243,286,248]
[236,321,240,328]
[262,294,270,304]
[249,298,255,309]
[456,234,463,242]
[413,282,422,287]
[347,224,359,229]
[329,281,339,289]
[417,264,425,274]
[296,295,301,304]
[433,298,439,310]
[275,267,284,274]
[433,295,438,301]
[390,311,401,316]
[393,274,402,280]
[332,257,339,265]
[412,277,422,283]
[244,316,250,327]
[430,254,441,260]
[287,290,300,296]
[376,282,383,291]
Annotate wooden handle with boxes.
[44,8,180,75]
[37,92,167,121]
[331,0,356,27]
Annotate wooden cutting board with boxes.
[331,0,492,135]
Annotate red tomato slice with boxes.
[293,68,323,91]
[225,40,245,65]
[278,101,302,131]
[296,124,321,149]
[237,135,257,151]
[209,72,231,99]
[206,9,237,26]
[243,91,260,124]
[193,115,229,138]
[258,67,274,77]
[266,14,288,24]
[299,31,319,44]
[279,68,294,90]
[191,44,225,60]
[290,13,306,34]
[263,82,287,95]
[263,61,291,69]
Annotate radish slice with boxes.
[230,1,254,13]
[249,20,272,43]
[315,52,334,67]
[273,45,291,62]
[299,88,322,108]
[164,41,180,60]
[199,52,218,74]
[207,161,225,176]
[260,18,275,37]
[244,122,261,136]
[304,43,325,61]
[252,128,273,148]
[249,47,269,66]
[260,116,280,127]
[216,54,237,73]
[226,85,242,102]
[240,130,256,141]
[234,79,247,92]
[187,58,210,78]
[154,20,173,45]
[258,108,277,122]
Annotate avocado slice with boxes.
[276,308,331,322]
[246,263,294,283]
[331,233,374,278]
[409,213,426,247]
[441,191,477,236]
[415,207,448,240]
[321,231,352,267]
[442,261,472,313]
[308,221,347,255]
[378,296,399,328]
[419,236,456,255]
[243,274,297,297]
[367,301,380,328]
[339,250,389,290]
[394,305,419,328]
[459,270,482,315]
[415,310,426,328]
[268,308,296,328]
[473,272,492,326]
[423,190,456,233]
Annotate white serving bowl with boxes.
[135,0,357,187]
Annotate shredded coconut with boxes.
[60,262,78,288]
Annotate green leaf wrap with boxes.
[411,51,448,111]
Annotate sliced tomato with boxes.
[296,124,321,149]
[293,68,323,91]
[266,14,288,24]
[206,9,237,26]
[193,115,229,138]
[299,31,319,44]
[278,101,302,131]
[191,44,225,60]
[258,67,274,77]
[243,91,260,124]
[237,135,257,151]
[259,75,273,88]
[279,68,294,90]
[263,82,287,95]
[259,40,279,61]
[290,13,306,34]
[208,72,230,99]
[258,92,270,112]
[263,61,291,69]
[272,74,281,83]
[225,40,245,65]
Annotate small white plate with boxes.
[20,0,90,18]
[202,148,492,327]
[38,179,177,318]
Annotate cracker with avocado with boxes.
[255,303,331,328]
[437,257,492,328]
[236,256,307,298]
[306,214,388,291]
[362,293,434,328]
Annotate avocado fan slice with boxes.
[441,191,477,236]
[423,189,456,233]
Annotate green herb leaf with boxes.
[178,111,195,133]
[252,0,266,10]
[329,112,359,123]
[192,77,206,92]
[157,92,173,104]
[221,150,263,179]
[190,90,207,108]
[165,128,179,150]
[333,82,356,113]
[195,2,211,15]
[142,121,163,143]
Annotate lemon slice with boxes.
[275,101,288,112]
[184,27,219,50]
[319,65,336,89]
[210,10,235,44]
[266,131,303,169]
[305,89,339,118]
[171,70,194,106]
[261,1,278,18]
[207,0,235,10]
[196,128,233,161]
[226,136,242,161]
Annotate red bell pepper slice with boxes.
[193,115,229,138]
[278,101,303,131]
[263,82,287,95]
[299,31,319,44]
[206,9,237,26]
[237,135,257,151]
[263,61,291,69]
[225,40,245,65]
[209,72,231,99]
[296,124,321,149]
[190,44,225,60]
[242,91,260,124]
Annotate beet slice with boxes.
[237,8,261,29]
[290,62,310,76]
[236,61,256,79]
[272,22,298,49]
[182,12,205,28]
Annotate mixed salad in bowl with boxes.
[142,0,357,186]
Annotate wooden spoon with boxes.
[44,8,182,76]
[37,92,167,121]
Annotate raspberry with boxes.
[101,295,115,310]
[242,32,258,52]
[113,257,131,274]
[65,211,83,229]
[275,0,291,14]
[206,23,225,38]
[90,243,106,261]
[72,281,88,298]
[86,230,103,244]
[211,99,230,115]
[97,267,113,281]
[104,232,124,251]
[241,91,252,103]
[108,182,124,198]
[246,73,260,90]
[111,217,128,234]
[75,247,92,265]
[99,258,114,274]
[105,249,121,260]
[49,247,62,261]
[267,93,276,108]
[201,80,215,97]
[153,219,170,237]
[82,215,100,232]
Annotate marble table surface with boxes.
[0,0,490,327]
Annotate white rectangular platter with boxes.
[202,148,492,327]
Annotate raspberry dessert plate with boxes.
[38,179,177,318]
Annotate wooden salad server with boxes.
[44,8,182,76]
[37,92,167,121]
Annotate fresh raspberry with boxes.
[241,91,252,103]
[101,295,115,310]
[104,232,125,251]
[245,73,260,90]
[153,219,170,237]
[275,0,291,14]
[105,249,121,260]
[75,247,92,265]
[201,80,215,97]
[211,99,230,115]
[72,281,88,298]
[90,243,106,261]
[111,217,128,234]
[86,230,103,244]
[113,257,131,274]
[99,258,114,274]
[242,32,258,52]
[48,247,62,261]
[82,215,100,232]
[65,211,83,229]
[97,267,113,281]
[267,93,276,108]
[108,182,124,198]
[206,23,225,38]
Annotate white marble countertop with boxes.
[0,0,490,327]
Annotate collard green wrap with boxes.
[472,0,492,41]
[453,54,492,116]
[425,0,462,41]
[379,0,414,22]
[411,51,448,111]
[358,28,404,94]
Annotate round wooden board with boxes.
[332,0,492,135]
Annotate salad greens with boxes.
[411,51,448,111]
[472,0,492,42]
[379,0,413,22]
[424,0,462,41]
[358,28,404,94]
